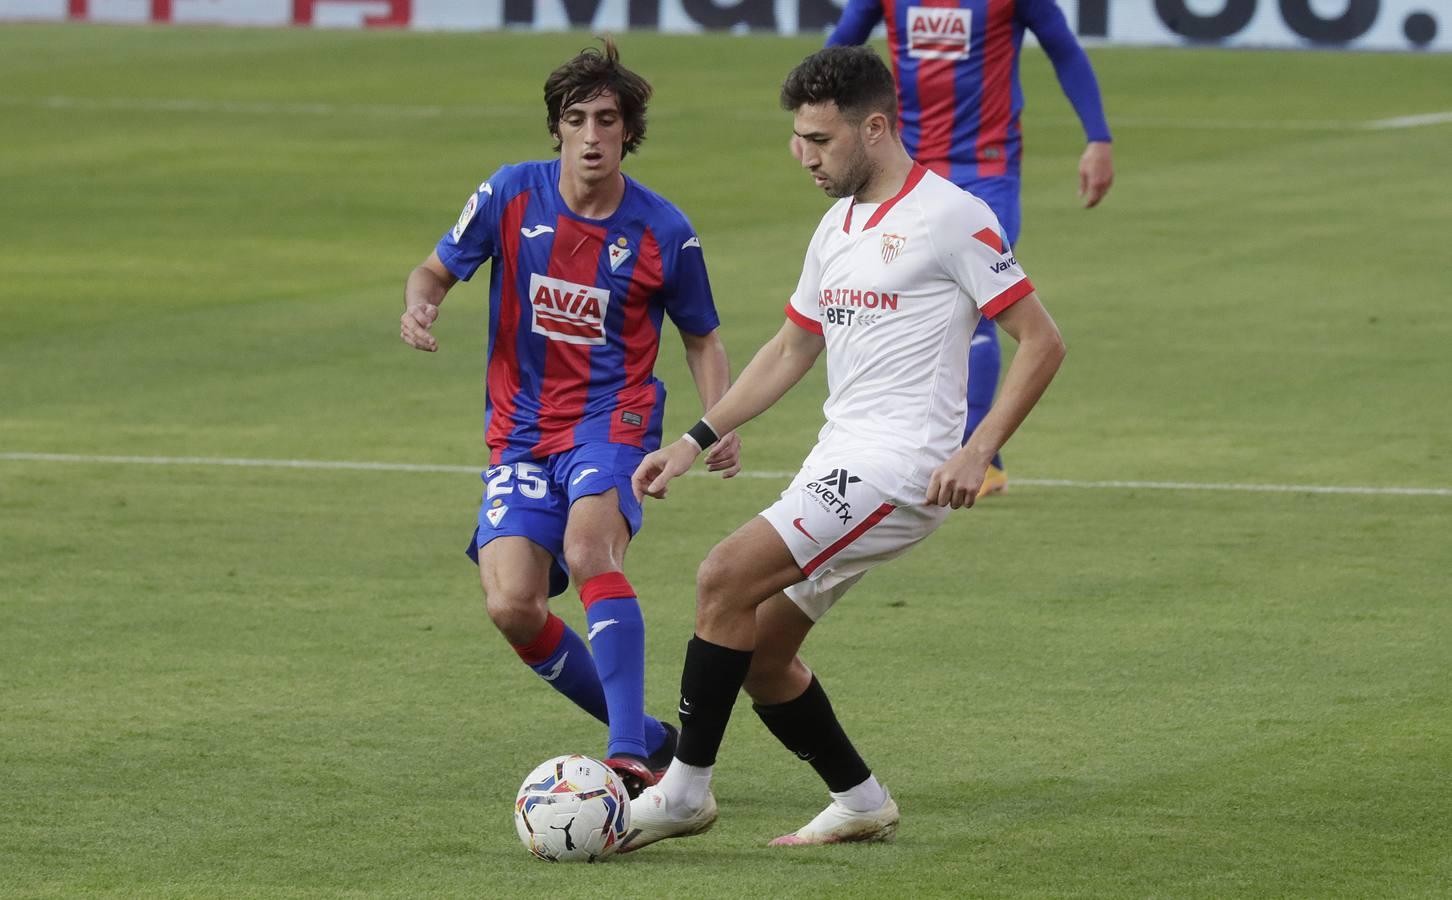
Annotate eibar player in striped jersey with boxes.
[399,39,739,797]
[830,0,1111,496]
[621,47,1065,851]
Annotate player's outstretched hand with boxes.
[704,431,742,479]
[400,303,440,352]
[1078,141,1114,209]
[632,438,701,501]
[925,451,988,509]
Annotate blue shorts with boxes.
[464,442,646,598]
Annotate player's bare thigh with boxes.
[477,537,553,644]
[696,515,805,632]
[744,594,815,705]
[562,489,631,585]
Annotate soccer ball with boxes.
[513,755,630,862]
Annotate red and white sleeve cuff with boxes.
[784,303,824,335]
[980,278,1035,320]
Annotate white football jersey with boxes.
[786,164,1034,489]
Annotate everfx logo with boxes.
[804,468,860,524]
[817,468,861,495]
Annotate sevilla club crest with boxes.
[881,233,907,264]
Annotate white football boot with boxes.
[618,785,718,853]
[768,790,899,846]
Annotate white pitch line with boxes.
[4,95,1440,133]
[1365,111,1452,130]
[0,95,534,119]
[1011,477,1452,498]
[2,452,1449,498]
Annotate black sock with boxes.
[753,674,871,792]
[674,635,753,767]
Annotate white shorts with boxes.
[760,447,949,622]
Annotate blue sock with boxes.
[966,315,1004,471]
[512,614,609,725]
[582,574,661,759]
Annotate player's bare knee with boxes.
[483,589,548,645]
[561,540,617,586]
[695,547,746,616]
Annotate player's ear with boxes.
[862,111,890,145]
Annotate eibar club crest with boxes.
[881,233,907,264]
[608,236,632,271]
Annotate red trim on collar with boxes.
[862,163,928,231]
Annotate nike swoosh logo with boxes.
[521,225,555,238]
[571,467,600,486]
[541,652,568,682]
[681,236,701,249]
[792,517,819,543]
[586,619,618,641]
[677,697,694,717]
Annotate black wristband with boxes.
[686,419,720,451]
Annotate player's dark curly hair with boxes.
[544,37,652,155]
[780,46,898,127]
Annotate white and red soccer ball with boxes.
[513,755,630,862]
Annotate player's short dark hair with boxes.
[780,46,898,126]
[544,36,652,155]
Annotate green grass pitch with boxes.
[2,25,1450,898]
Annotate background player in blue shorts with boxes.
[830,0,1112,494]
[398,39,740,795]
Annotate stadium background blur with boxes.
[2,5,1449,896]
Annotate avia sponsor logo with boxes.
[907,6,972,60]
[527,273,610,346]
[819,286,899,327]
[803,468,861,524]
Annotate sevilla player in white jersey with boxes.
[623,46,1065,852]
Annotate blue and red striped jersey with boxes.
[435,160,719,465]
[829,0,1111,183]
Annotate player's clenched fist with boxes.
[632,438,701,501]
[925,451,988,509]
[400,303,440,352]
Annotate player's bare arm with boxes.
[678,329,742,478]
[400,251,457,352]
[634,318,825,500]
[927,294,1065,508]
[1079,141,1115,208]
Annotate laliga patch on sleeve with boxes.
[452,192,480,243]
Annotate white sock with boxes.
[657,759,713,812]
[830,774,888,813]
